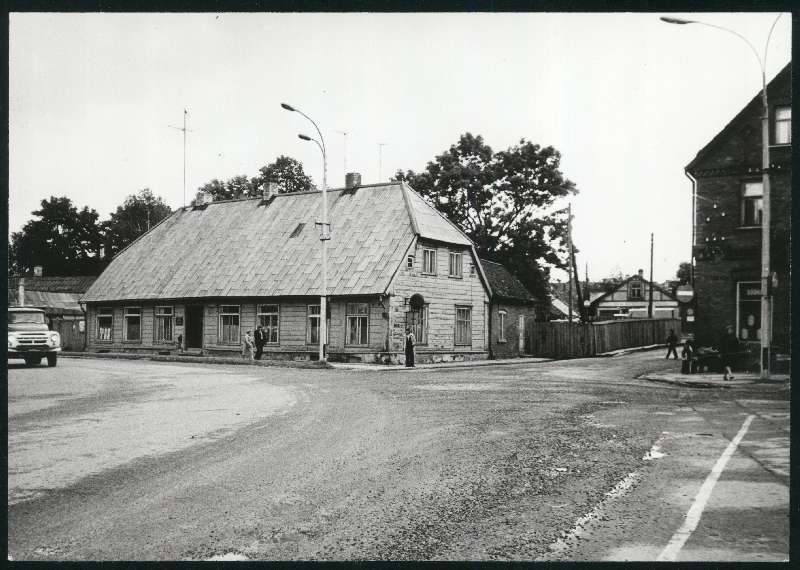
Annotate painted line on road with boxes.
[657,414,756,562]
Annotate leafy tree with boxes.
[676,261,692,284]
[254,155,316,194]
[195,178,229,202]
[10,196,105,276]
[103,189,172,257]
[394,133,577,298]
[226,175,257,199]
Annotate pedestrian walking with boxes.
[665,329,679,360]
[242,330,255,360]
[404,327,415,368]
[254,324,266,360]
[680,338,694,374]
[718,324,738,381]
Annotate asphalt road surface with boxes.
[7,352,789,561]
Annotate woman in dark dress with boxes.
[404,327,415,368]
[719,324,738,381]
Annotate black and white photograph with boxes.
[6,9,791,562]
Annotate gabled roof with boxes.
[82,182,482,303]
[8,275,97,293]
[8,291,85,315]
[480,259,539,303]
[588,274,679,308]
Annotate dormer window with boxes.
[775,106,791,144]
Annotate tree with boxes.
[195,178,229,202]
[393,133,577,298]
[254,155,316,194]
[103,189,172,258]
[676,261,692,284]
[9,196,105,276]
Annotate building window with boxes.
[257,304,279,344]
[123,307,141,341]
[741,182,763,226]
[155,306,173,343]
[307,305,321,344]
[449,251,463,277]
[218,305,240,344]
[498,310,507,342]
[346,303,369,345]
[409,304,429,345]
[737,281,761,341]
[775,105,791,144]
[407,255,414,270]
[629,281,643,300]
[422,248,437,274]
[455,306,472,346]
[97,307,113,341]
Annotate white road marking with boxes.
[657,414,756,562]
[205,552,249,561]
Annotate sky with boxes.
[8,12,791,283]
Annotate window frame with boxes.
[96,306,114,342]
[409,303,429,346]
[218,305,241,345]
[123,306,142,342]
[736,281,762,342]
[345,302,370,346]
[154,305,174,343]
[740,181,763,227]
[422,248,437,275]
[774,105,791,145]
[498,309,507,343]
[307,304,321,345]
[406,255,414,270]
[257,304,280,344]
[454,305,473,346]
[449,251,463,278]
[628,281,643,301]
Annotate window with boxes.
[257,304,279,344]
[409,304,429,345]
[629,281,643,300]
[775,106,791,144]
[741,182,763,226]
[346,303,369,345]
[498,310,507,342]
[155,306,173,343]
[407,255,414,270]
[422,248,437,274]
[218,305,240,344]
[307,305,321,344]
[449,251,463,277]
[455,306,472,346]
[97,307,113,341]
[123,307,141,341]
[737,282,761,341]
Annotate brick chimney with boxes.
[638,269,644,278]
[345,172,361,189]
[262,180,277,200]
[194,190,213,206]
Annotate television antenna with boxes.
[168,109,195,207]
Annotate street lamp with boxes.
[661,14,783,380]
[282,103,329,362]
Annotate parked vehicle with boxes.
[7,307,61,367]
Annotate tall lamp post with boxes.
[281,103,329,362]
[661,15,783,380]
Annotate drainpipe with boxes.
[487,298,494,359]
[684,169,698,286]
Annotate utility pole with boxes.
[648,233,654,318]
[378,142,388,181]
[168,109,193,208]
[567,203,573,325]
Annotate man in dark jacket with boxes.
[254,324,266,360]
[665,329,679,360]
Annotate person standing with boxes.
[665,329,679,360]
[719,324,738,381]
[242,330,255,360]
[404,327,416,368]
[254,324,266,360]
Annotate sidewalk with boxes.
[61,351,329,369]
[328,356,552,372]
[642,370,791,389]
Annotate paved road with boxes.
[7,353,789,561]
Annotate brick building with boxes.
[686,62,791,356]
[81,179,493,364]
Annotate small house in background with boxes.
[480,259,546,358]
[8,272,98,350]
[81,178,493,364]
[588,269,682,320]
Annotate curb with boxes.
[598,344,664,358]
[60,352,332,370]
[640,373,791,390]
[329,357,553,372]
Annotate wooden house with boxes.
[80,180,492,364]
[588,270,681,320]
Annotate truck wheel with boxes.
[47,354,58,367]
[25,356,42,366]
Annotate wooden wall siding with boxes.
[388,239,489,352]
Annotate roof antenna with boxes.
[168,109,195,208]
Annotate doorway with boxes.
[185,305,204,349]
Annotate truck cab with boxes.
[7,307,61,367]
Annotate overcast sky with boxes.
[9,12,791,282]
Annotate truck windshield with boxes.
[9,312,46,324]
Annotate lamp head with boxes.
[660,16,694,25]
[281,103,296,112]
[298,133,312,141]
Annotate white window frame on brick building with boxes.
[422,248,437,275]
[218,305,240,345]
[123,307,142,342]
[449,251,463,278]
[741,181,763,227]
[774,105,791,145]
[455,305,472,346]
[346,303,369,346]
[498,309,507,343]
[96,307,113,341]
[154,306,173,343]
[257,304,280,344]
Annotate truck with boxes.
[7,307,61,367]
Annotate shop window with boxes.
[155,306,173,342]
[218,305,240,344]
[123,307,141,341]
[257,304,279,343]
[737,282,761,341]
[346,303,369,345]
[97,307,113,341]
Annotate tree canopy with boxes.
[394,133,577,298]
[103,189,172,258]
[676,261,692,284]
[194,155,316,203]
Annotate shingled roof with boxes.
[82,182,483,303]
[480,259,539,303]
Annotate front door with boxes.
[185,305,204,349]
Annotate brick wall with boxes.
[489,302,538,358]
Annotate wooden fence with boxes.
[524,318,681,359]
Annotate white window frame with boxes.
[257,304,280,344]
[774,105,791,145]
[123,307,142,342]
[741,181,763,227]
[218,305,241,345]
[345,303,369,346]
[455,305,472,346]
[422,248,437,275]
[449,251,463,278]
[410,304,429,345]
[498,310,507,343]
[96,307,113,341]
[307,304,321,345]
[154,306,174,343]
[406,255,414,270]
[629,281,643,300]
